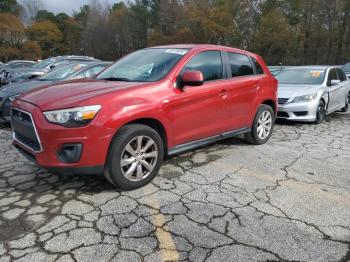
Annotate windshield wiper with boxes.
[99,77,131,82]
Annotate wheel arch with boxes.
[126,118,168,153]
[261,99,277,116]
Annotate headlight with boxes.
[291,94,317,103]
[9,95,19,102]
[43,105,101,127]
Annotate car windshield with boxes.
[32,58,56,69]
[276,68,326,85]
[343,63,350,72]
[96,48,189,82]
[40,63,89,81]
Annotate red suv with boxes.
[11,45,277,189]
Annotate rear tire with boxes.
[245,104,274,145]
[315,100,326,124]
[105,124,164,190]
[341,93,349,112]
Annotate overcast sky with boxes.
[40,0,122,15]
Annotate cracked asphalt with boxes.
[0,112,349,262]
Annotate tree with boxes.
[61,17,82,54]
[81,0,111,58]
[252,9,294,65]
[36,10,56,23]
[21,40,42,59]
[73,5,90,27]
[0,0,19,14]
[27,20,62,57]
[184,0,236,45]
[0,13,24,46]
[20,0,44,24]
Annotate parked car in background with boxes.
[0,62,110,123]
[10,44,277,189]
[0,60,36,85]
[1,56,98,85]
[342,62,350,79]
[268,66,283,76]
[276,66,350,123]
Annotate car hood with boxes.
[18,79,146,111]
[0,80,54,96]
[278,84,322,98]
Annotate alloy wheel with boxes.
[257,110,272,140]
[120,135,158,182]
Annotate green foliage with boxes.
[26,20,62,57]
[36,10,56,23]
[0,0,18,14]
[21,40,42,60]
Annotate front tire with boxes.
[245,104,274,145]
[105,124,164,190]
[315,100,326,124]
[341,93,349,112]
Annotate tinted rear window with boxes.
[228,52,254,77]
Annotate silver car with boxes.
[276,66,350,123]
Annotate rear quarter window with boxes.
[251,57,264,74]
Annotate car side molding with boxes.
[168,127,251,156]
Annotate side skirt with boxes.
[167,127,251,156]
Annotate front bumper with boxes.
[11,100,115,174]
[277,99,319,122]
[0,97,11,123]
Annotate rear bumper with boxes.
[12,100,115,174]
[277,99,319,122]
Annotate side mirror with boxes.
[328,79,340,86]
[181,70,204,87]
[49,65,56,70]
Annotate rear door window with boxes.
[328,69,339,82]
[228,52,254,77]
[181,51,223,82]
[336,69,347,82]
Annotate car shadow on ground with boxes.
[3,111,349,195]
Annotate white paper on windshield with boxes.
[165,49,188,55]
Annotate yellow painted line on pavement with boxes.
[143,185,179,262]
[211,161,350,206]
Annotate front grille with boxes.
[12,108,42,152]
[12,108,31,122]
[294,111,308,116]
[1,98,11,118]
[278,98,289,105]
[14,132,41,151]
[277,111,289,118]
[0,98,2,117]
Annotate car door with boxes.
[336,68,349,108]
[225,52,261,129]
[171,50,231,145]
[327,68,341,112]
